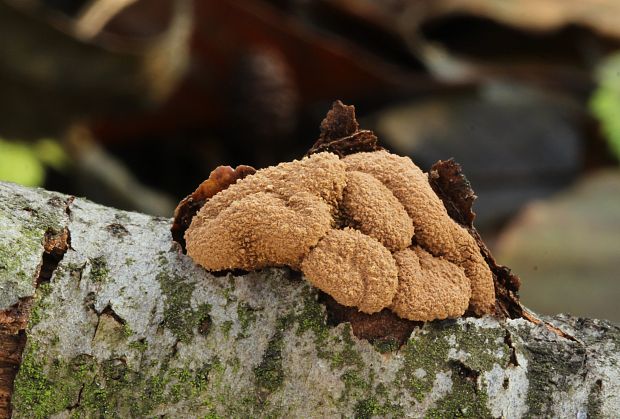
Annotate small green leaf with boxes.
[34,138,68,171]
[590,53,620,162]
[0,138,45,186]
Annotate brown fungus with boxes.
[182,101,501,323]
[340,170,413,252]
[342,151,495,316]
[301,228,398,314]
[172,164,256,250]
[186,191,332,271]
[185,152,346,271]
[391,247,471,321]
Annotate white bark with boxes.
[0,181,618,418]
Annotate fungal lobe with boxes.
[172,164,256,250]
[176,100,522,339]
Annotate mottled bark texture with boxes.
[0,181,618,418]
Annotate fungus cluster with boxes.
[179,102,496,321]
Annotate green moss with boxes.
[12,343,94,419]
[294,291,330,358]
[254,316,291,395]
[156,268,212,343]
[221,276,238,305]
[372,338,399,354]
[12,283,71,418]
[14,344,217,418]
[0,230,47,304]
[331,324,364,369]
[350,382,405,417]
[89,256,109,283]
[341,371,370,400]
[28,282,52,327]
[50,334,60,346]
[291,290,399,412]
[425,372,491,418]
[237,302,258,337]
[220,320,233,337]
[121,323,133,338]
[396,320,506,411]
[156,251,168,268]
[11,342,64,418]
[398,329,450,401]
[354,397,381,419]
[128,339,148,353]
[0,196,196,417]
[169,365,210,403]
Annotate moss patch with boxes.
[424,369,490,418]
[28,282,53,327]
[517,324,586,418]
[11,343,94,419]
[0,208,60,308]
[294,290,330,358]
[254,316,291,397]
[220,320,233,337]
[89,256,109,283]
[156,264,212,343]
[237,302,258,338]
[13,341,215,418]
[354,396,391,419]
[395,320,505,414]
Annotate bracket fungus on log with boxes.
[174,100,514,325]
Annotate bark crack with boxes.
[66,383,85,412]
[36,228,71,286]
[92,304,127,343]
[99,304,127,325]
[504,330,519,367]
[450,360,481,392]
[0,196,74,418]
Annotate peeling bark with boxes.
[1,181,619,418]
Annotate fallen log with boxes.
[0,180,618,418]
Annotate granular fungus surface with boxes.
[179,101,496,321]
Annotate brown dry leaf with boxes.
[307,100,383,157]
[171,164,256,250]
[429,159,522,319]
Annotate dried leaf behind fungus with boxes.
[429,159,522,319]
[172,164,256,251]
[306,100,383,157]
[428,159,477,227]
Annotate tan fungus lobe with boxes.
[342,150,495,315]
[301,228,398,314]
[185,192,332,271]
[186,153,345,270]
[171,164,256,247]
[192,151,346,228]
[341,170,414,252]
[391,247,471,321]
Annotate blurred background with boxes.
[1,0,619,323]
